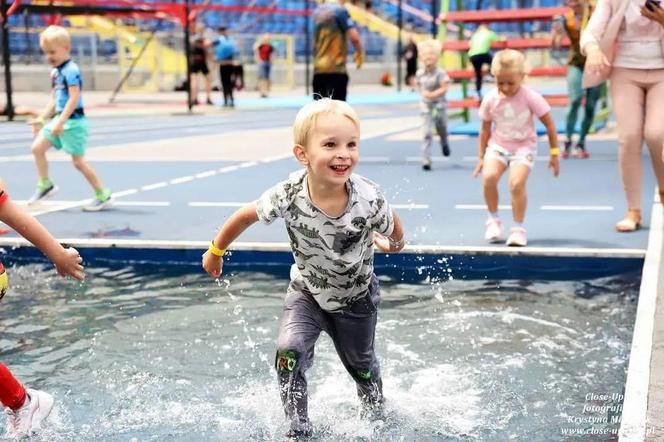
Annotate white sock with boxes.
[488,212,499,220]
[513,221,524,229]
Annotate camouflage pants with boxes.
[274,275,383,433]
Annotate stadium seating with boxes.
[6,0,561,61]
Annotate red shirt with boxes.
[257,44,273,62]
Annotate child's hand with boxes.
[28,119,43,137]
[472,158,484,177]
[53,247,85,281]
[586,46,610,75]
[202,251,223,278]
[354,51,364,69]
[52,121,64,137]
[549,155,560,177]
[373,232,404,253]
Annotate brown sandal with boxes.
[616,209,642,232]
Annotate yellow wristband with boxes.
[549,147,560,156]
[208,241,225,257]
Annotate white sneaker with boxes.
[484,217,503,243]
[506,227,528,247]
[6,388,54,438]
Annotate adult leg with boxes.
[220,65,233,105]
[610,68,646,219]
[312,73,324,100]
[0,363,26,411]
[469,55,483,95]
[643,70,664,204]
[333,73,349,101]
[579,84,602,145]
[565,66,583,147]
[508,164,531,223]
[204,72,213,103]
[275,286,327,435]
[218,65,226,104]
[328,277,383,413]
[189,72,198,104]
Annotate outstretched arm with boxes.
[373,210,405,253]
[202,203,259,278]
[0,189,84,280]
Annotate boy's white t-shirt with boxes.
[478,85,551,151]
[256,169,394,312]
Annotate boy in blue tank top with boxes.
[29,25,112,211]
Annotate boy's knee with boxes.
[71,156,86,170]
[31,140,47,155]
[275,349,300,373]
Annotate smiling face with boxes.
[495,71,524,98]
[294,112,359,189]
[40,40,70,67]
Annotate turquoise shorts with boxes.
[42,116,89,157]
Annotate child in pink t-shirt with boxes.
[472,49,560,246]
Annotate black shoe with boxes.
[422,162,432,171]
[205,98,213,105]
[442,143,451,157]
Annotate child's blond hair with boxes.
[39,25,71,49]
[490,49,528,76]
[417,39,442,57]
[293,98,360,147]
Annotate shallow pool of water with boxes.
[0,264,638,441]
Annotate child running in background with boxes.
[472,49,560,247]
[415,39,450,171]
[202,98,405,440]
[0,184,84,438]
[28,25,112,211]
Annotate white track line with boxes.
[141,182,168,191]
[540,205,614,211]
[391,203,429,209]
[456,204,512,210]
[619,195,663,441]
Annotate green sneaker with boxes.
[83,189,112,212]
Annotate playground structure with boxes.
[1,0,609,126]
